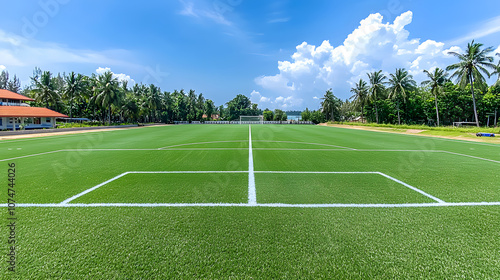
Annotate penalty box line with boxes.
[58,170,444,205]
[59,171,249,205]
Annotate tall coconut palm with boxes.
[367,70,387,124]
[492,53,500,86]
[31,71,60,109]
[321,89,340,122]
[446,40,496,127]
[63,72,87,119]
[350,79,369,123]
[421,68,449,126]
[94,71,121,124]
[388,68,417,125]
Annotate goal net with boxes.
[239,116,264,124]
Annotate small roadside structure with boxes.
[351,116,365,123]
[0,89,68,130]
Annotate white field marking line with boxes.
[60,172,130,204]
[158,140,248,150]
[376,172,445,203]
[3,148,500,167]
[254,171,445,203]
[248,125,257,205]
[441,151,500,164]
[252,140,356,150]
[60,171,249,204]
[0,149,67,162]
[253,148,354,151]
[327,125,500,148]
[129,171,248,174]
[254,171,380,174]
[155,148,248,151]
[3,202,500,208]
[352,150,442,152]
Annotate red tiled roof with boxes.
[0,89,35,101]
[0,106,68,118]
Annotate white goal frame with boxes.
[239,115,264,124]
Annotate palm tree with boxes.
[446,40,496,127]
[421,68,448,126]
[367,70,387,124]
[94,71,121,124]
[388,68,417,125]
[492,53,500,86]
[31,71,60,109]
[321,89,339,122]
[63,72,87,119]
[350,79,369,123]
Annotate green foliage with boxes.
[321,89,342,121]
[263,108,274,121]
[226,94,261,121]
[446,40,497,126]
[0,70,21,93]
[273,109,287,121]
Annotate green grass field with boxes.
[1,124,499,278]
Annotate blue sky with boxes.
[0,0,499,110]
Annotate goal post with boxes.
[239,115,264,124]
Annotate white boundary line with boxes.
[325,125,500,148]
[248,125,257,205]
[442,151,500,164]
[0,150,67,162]
[3,202,500,208]
[2,147,499,165]
[252,140,356,150]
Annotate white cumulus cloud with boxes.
[96,67,135,84]
[250,90,301,109]
[0,65,5,71]
[256,11,462,109]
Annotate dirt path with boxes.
[321,124,500,144]
[0,125,170,140]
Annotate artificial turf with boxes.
[1,124,499,278]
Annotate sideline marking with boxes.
[325,125,500,148]
[248,125,257,205]
[252,140,355,150]
[3,202,500,208]
[1,147,499,165]
[442,151,500,164]
[0,150,67,162]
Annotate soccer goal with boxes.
[239,116,264,124]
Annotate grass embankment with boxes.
[330,122,499,142]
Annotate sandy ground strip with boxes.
[0,125,170,140]
[322,124,500,144]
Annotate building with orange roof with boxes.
[0,89,68,130]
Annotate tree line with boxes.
[312,41,500,127]
[0,68,268,124]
